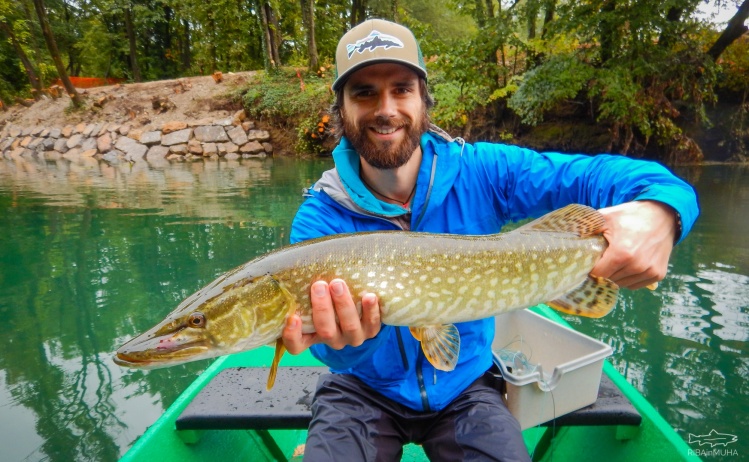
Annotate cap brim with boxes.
[332,59,427,91]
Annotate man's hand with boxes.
[282,279,381,355]
[591,200,679,290]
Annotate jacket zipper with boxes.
[416,350,431,412]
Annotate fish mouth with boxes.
[114,332,211,369]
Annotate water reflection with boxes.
[0,155,332,461]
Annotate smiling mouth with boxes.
[371,126,399,135]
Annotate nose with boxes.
[374,92,397,119]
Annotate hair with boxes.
[328,77,435,140]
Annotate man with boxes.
[282,19,699,461]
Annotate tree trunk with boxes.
[124,6,142,82]
[266,4,282,66]
[541,0,555,39]
[30,0,82,107]
[475,0,486,28]
[300,0,319,71]
[259,2,277,70]
[707,0,749,61]
[0,21,43,99]
[180,19,191,71]
[351,0,367,27]
[486,0,494,18]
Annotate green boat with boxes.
[119,305,700,461]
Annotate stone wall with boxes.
[0,111,273,166]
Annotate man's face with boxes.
[341,63,429,170]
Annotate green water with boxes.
[0,157,746,461]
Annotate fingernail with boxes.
[312,281,327,297]
[330,280,345,296]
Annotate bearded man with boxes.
[282,19,699,462]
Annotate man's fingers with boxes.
[282,314,314,355]
[329,279,366,347]
[360,292,381,338]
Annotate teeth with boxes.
[373,127,397,135]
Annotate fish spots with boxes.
[380,281,388,289]
[367,271,376,278]
[558,255,568,264]
[447,277,456,284]
[351,272,360,280]
[432,277,442,284]
[463,267,473,274]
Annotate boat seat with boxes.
[175,366,642,432]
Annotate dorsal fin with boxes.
[517,204,606,237]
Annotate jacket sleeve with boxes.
[478,144,699,243]
[290,190,392,370]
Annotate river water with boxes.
[0,156,746,461]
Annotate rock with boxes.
[31,126,44,136]
[75,122,87,134]
[39,128,50,138]
[83,123,99,137]
[162,121,187,134]
[213,118,233,126]
[226,125,248,145]
[62,148,82,162]
[48,128,61,139]
[232,109,246,125]
[9,126,21,137]
[187,139,203,154]
[118,124,131,136]
[170,144,188,154]
[139,130,161,146]
[202,142,217,156]
[239,141,264,153]
[161,128,192,146]
[61,125,74,137]
[97,133,113,152]
[222,142,239,153]
[224,152,241,160]
[54,138,69,153]
[194,125,229,142]
[262,142,273,154]
[66,134,83,150]
[247,129,270,142]
[81,149,98,157]
[80,137,98,152]
[20,136,32,147]
[115,136,147,159]
[41,138,56,151]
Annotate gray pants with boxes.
[303,371,530,462]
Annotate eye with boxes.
[187,312,206,328]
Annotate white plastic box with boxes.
[491,309,613,430]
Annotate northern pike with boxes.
[114,204,619,388]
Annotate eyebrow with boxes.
[347,79,416,93]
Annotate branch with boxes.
[707,0,749,61]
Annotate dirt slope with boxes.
[0,72,253,133]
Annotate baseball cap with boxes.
[333,19,427,91]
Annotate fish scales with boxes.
[270,230,605,327]
[114,204,619,379]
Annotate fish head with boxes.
[114,273,295,369]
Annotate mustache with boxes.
[367,115,407,129]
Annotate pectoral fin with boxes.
[410,324,461,372]
[548,275,619,318]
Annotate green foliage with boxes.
[242,68,335,154]
[509,54,595,125]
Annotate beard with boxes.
[342,108,429,170]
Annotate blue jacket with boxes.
[289,128,699,412]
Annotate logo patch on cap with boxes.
[346,30,404,59]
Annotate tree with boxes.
[31,0,83,106]
[707,0,749,60]
[300,0,319,71]
[0,19,43,98]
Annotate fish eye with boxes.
[188,312,206,328]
